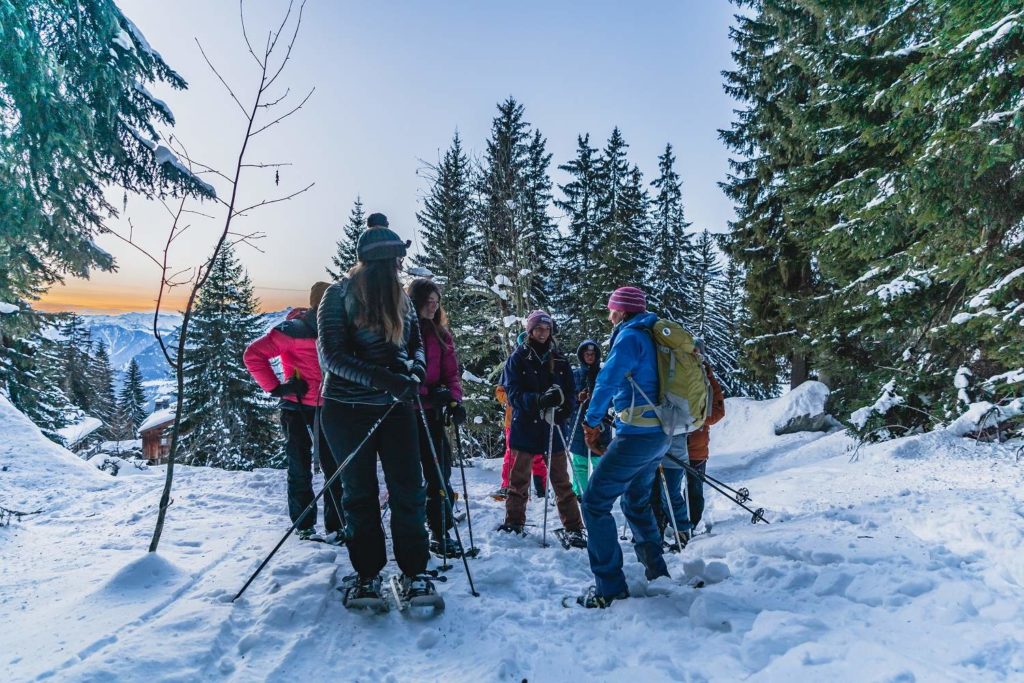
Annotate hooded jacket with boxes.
[584,311,662,436]
[502,338,576,454]
[569,340,611,454]
[316,279,425,405]
[243,307,323,407]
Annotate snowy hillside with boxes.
[2,392,1023,682]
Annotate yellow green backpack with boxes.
[627,319,712,435]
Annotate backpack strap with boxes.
[621,373,661,428]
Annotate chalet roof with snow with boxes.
[138,407,175,434]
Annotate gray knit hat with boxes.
[356,214,410,261]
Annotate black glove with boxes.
[271,378,308,399]
[405,360,426,384]
[537,386,564,411]
[429,385,454,407]
[448,402,468,426]
[370,368,419,401]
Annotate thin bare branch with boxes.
[233,182,314,216]
[263,0,306,92]
[240,162,293,169]
[265,0,296,60]
[195,38,248,117]
[259,87,291,108]
[239,0,265,68]
[103,226,163,270]
[250,87,314,137]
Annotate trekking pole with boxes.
[698,468,751,504]
[233,401,399,602]
[662,451,768,524]
[451,422,481,558]
[657,466,687,553]
[415,396,480,596]
[541,410,556,548]
[295,392,344,530]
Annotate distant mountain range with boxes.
[79,309,291,408]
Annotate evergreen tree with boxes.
[116,357,147,441]
[415,131,478,316]
[88,341,117,438]
[475,97,557,356]
[180,244,281,469]
[588,130,652,324]
[326,196,365,279]
[721,0,1024,435]
[719,0,821,392]
[554,134,603,342]
[1,325,79,442]
[689,230,723,337]
[59,314,94,412]
[648,144,695,325]
[0,0,207,313]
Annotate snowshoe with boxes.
[389,574,445,615]
[664,529,690,553]
[429,534,463,559]
[496,523,525,536]
[490,486,510,501]
[562,585,629,609]
[297,528,323,542]
[321,530,346,546]
[554,528,588,550]
[339,574,388,612]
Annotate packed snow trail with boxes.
[3,394,1023,682]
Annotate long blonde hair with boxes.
[347,259,407,345]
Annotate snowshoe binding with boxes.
[563,585,629,609]
[490,486,510,501]
[389,573,445,615]
[297,528,323,542]
[339,574,388,612]
[496,523,525,536]
[554,528,588,550]
[429,533,464,559]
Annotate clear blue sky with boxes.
[43,0,740,312]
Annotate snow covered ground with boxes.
[3,392,1024,682]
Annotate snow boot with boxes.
[491,486,510,501]
[297,528,323,542]
[340,574,388,612]
[390,573,445,613]
[430,533,464,558]
[554,528,588,550]
[496,523,525,536]
[635,541,670,581]
[566,585,629,609]
[533,474,546,498]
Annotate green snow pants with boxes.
[571,451,601,497]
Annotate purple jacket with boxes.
[418,321,463,409]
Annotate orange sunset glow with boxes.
[36,282,303,314]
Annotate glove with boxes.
[271,378,308,399]
[577,388,591,403]
[583,423,607,456]
[370,368,419,402]
[405,360,426,383]
[428,385,454,407]
[537,386,564,411]
[448,402,468,426]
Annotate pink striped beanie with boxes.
[607,286,647,313]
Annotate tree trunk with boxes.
[790,352,809,389]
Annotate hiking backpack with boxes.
[628,319,713,435]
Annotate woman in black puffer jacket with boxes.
[317,213,432,604]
